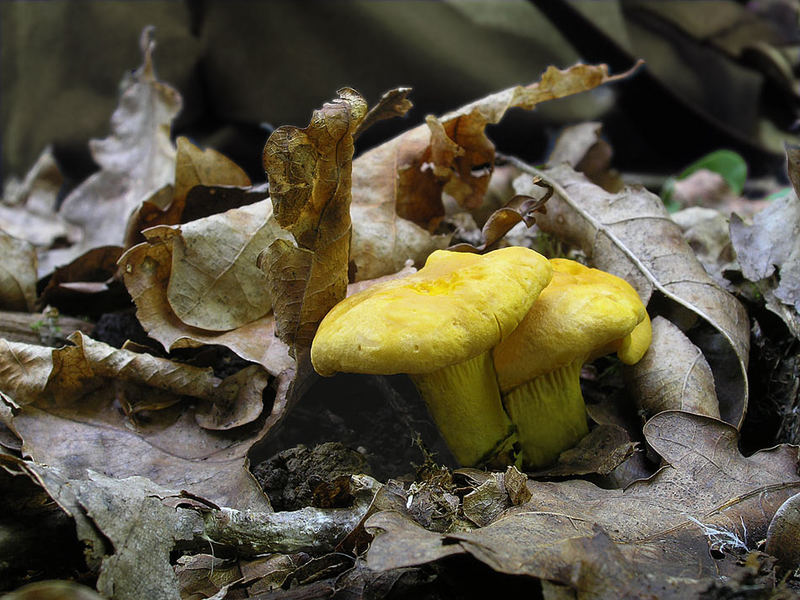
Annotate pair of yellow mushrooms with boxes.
[310,247,652,470]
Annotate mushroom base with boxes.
[502,358,589,469]
[411,351,516,467]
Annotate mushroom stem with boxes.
[501,358,588,469]
[410,351,516,467]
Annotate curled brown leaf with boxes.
[261,88,367,355]
[627,316,721,420]
[366,412,800,588]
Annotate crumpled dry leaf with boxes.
[529,423,638,478]
[42,28,181,276]
[69,472,203,600]
[730,146,800,338]
[119,202,293,375]
[349,63,639,280]
[261,88,367,356]
[514,162,750,428]
[354,87,413,140]
[0,382,272,510]
[0,332,268,430]
[627,316,721,420]
[460,466,532,527]
[366,412,800,594]
[125,136,252,248]
[6,458,380,600]
[0,230,37,312]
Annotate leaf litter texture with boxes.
[514,163,750,427]
[0,332,272,510]
[120,201,294,375]
[3,46,791,595]
[124,135,252,248]
[366,412,800,597]
[2,452,385,600]
[349,62,640,280]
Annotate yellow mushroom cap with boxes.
[493,258,651,392]
[311,247,553,377]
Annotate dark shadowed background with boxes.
[2,0,798,190]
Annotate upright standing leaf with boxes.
[261,88,367,355]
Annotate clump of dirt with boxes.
[252,441,371,511]
[253,373,455,483]
[93,309,154,349]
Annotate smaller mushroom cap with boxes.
[494,258,650,392]
[311,247,553,377]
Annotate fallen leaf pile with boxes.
[1,28,800,600]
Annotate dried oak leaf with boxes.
[64,472,203,600]
[529,424,638,478]
[125,136,252,247]
[42,29,181,276]
[354,87,414,140]
[0,230,37,312]
[349,63,639,280]
[119,201,293,375]
[0,369,272,511]
[627,315,721,420]
[261,88,367,355]
[366,412,800,595]
[730,146,800,338]
[514,163,750,427]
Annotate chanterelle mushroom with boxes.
[493,258,652,469]
[311,247,553,467]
